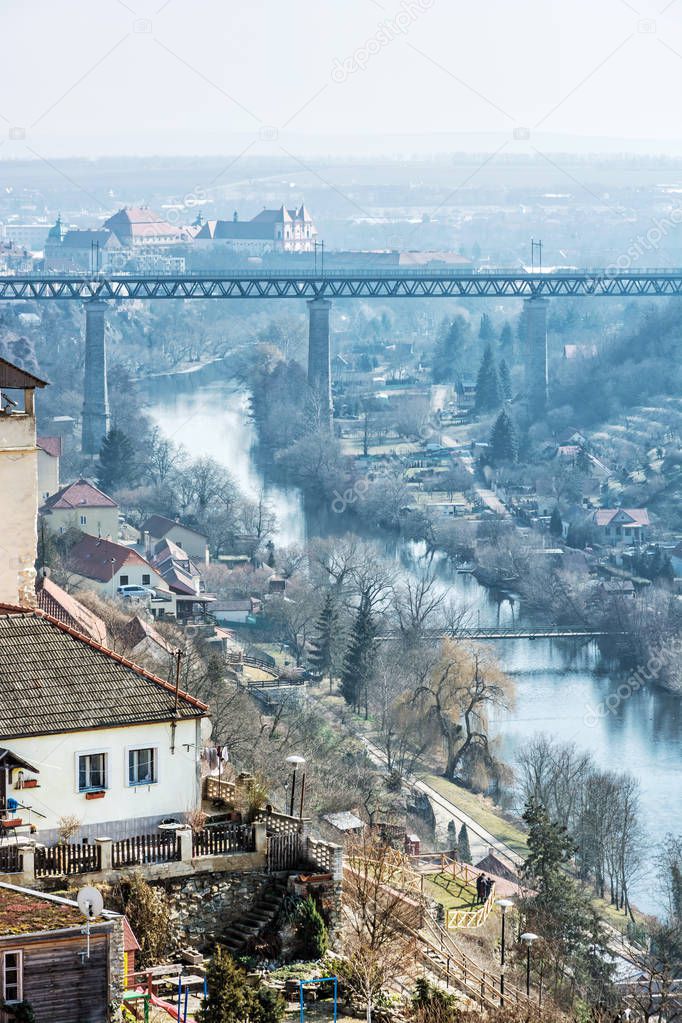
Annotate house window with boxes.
[142,574,150,585]
[128,748,157,786]
[78,752,107,792]
[79,514,87,525]
[119,574,129,586]
[3,951,22,1003]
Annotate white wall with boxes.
[71,562,168,599]
[37,449,59,500]
[0,412,38,607]
[44,504,119,540]
[9,718,202,841]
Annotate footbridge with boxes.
[2,265,680,451]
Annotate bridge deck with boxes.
[2,268,682,300]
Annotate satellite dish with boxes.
[200,718,213,741]
[77,886,104,920]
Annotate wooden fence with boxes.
[0,846,21,873]
[112,832,180,868]
[192,823,254,857]
[35,842,102,877]
[268,832,302,872]
[446,883,496,929]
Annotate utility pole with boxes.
[530,238,542,271]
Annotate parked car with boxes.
[117,584,155,601]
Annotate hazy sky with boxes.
[3,0,682,158]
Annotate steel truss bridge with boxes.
[2,267,682,301]
[382,625,616,641]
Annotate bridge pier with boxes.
[81,299,110,456]
[523,297,548,418]
[307,297,332,428]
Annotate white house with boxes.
[66,535,168,598]
[141,515,210,565]
[0,604,208,844]
[40,478,119,539]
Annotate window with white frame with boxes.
[128,747,157,786]
[2,950,22,1003]
[78,752,107,791]
[79,514,87,525]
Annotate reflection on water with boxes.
[143,374,681,916]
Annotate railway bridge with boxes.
[1,266,680,452]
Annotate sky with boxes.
[3,0,682,158]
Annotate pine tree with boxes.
[308,592,338,690]
[432,317,469,383]
[489,409,518,463]
[96,428,135,493]
[550,505,563,538]
[457,823,472,863]
[340,596,376,714]
[479,313,495,341]
[296,895,329,958]
[499,358,512,400]
[499,321,514,353]
[474,343,504,413]
[199,948,284,1023]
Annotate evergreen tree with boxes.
[432,317,468,383]
[489,409,518,463]
[457,823,472,863]
[520,799,611,999]
[550,505,563,538]
[340,596,377,714]
[474,343,504,413]
[199,948,284,1023]
[308,592,338,690]
[296,895,329,958]
[576,447,591,474]
[499,321,514,353]
[499,358,512,400]
[479,313,495,341]
[96,428,135,493]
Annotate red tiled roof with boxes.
[37,435,63,458]
[41,478,117,512]
[122,614,175,655]
[593,508,650,527]
[36,576,108,646]
[0,603,207,737]
[142,514,206,541]
[67,535,153,583]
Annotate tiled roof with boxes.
[37,576,108,646]
[0,605,206,738]
[67,536,152,583]
[37,435,63,458]
[593,508,650,527]
[142,515,206,541]
[41,478,117,512]
[122,614,175,655]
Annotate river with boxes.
[142,370,682,916]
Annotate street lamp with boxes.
[496,898,514,1003]
[520,932,539,997]
[285,755,306,817]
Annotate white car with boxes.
[117,584,155,601]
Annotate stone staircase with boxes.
[220,877,288,955]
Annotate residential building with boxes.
[0,222,52,251]
[36,575,108,645]
[194,204,317,254]
[36,435,61,500]
[40,478,118,538]
[0,358,48,607]
[0,602,208,842]
[102,206,190,248]
[121,614,176,671]
[213,597,261,625]
[592,508,650,544]
[142,514,210,564]
[43,221,123,271]
[0,882,129,1023]
[66,535,167,598]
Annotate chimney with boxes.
[0,359,48,607]
[143,530,152,558]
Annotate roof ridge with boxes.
[0,603,207,713]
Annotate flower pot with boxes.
[21,779,38,789]
[85,790,105,800]
[2,818,22,828]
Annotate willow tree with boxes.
[414,640,513,782]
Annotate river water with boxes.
[142,371,682,916]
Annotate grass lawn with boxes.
[423,871,479,912]
[423,774,528,858]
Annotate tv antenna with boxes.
[77,885,104,962]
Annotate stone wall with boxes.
[159,869,274,949]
